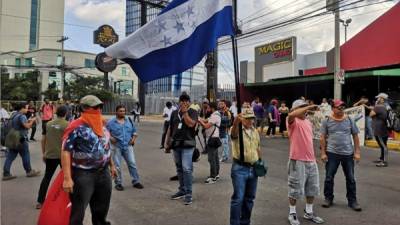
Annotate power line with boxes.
[218,0,389,46]
[218,3,393,52]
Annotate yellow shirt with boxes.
[232,127,260,164]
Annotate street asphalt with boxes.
[1,120,400,225]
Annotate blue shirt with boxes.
[106,117,137,150]
[63,125,111,170]
[12,112,28,138]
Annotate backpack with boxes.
[2,113,23,149]
[386,109,400,132]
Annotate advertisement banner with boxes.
[307,106,365,146]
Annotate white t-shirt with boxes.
[205,111,221,138]
[230,102,238,117]
[0,108,10,120]
[163,106,176,121]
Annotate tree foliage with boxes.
[1,71,41,100]
[64,76,114,101]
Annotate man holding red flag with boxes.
[61,95,117,225]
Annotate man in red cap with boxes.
[320,99,362,211]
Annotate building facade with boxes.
[0,0,64,52]
[0,49,138,100]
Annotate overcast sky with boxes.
[64,0,399,84]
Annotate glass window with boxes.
[121,67,127,76]
[84,59,95,68]
[25,58,32,67]
[29,0,39,50]
[15,58,21,67]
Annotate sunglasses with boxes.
[335,105,346,110]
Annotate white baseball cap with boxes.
[375,93,388,99]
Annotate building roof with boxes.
[341,3,400,71]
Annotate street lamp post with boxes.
[339,18,352,42]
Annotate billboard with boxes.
[254,37,296,82]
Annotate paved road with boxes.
[1,121,400,225]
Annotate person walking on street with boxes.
[40,99,55,136]
[2,102,41,180]
[370,93,390,167]
[229,108,261,225]
[36,105,69,209]
[279,101,289,137]
[62,95,117,225]
[320,99,362,211]
[160,102,175,149]
[107,105,143,191]
[27,100,38,141]
[132,102,141,123]
[287,99,324,225]
[219,100,232,162]
[166,93,198,205]
[198,102,221,184]
[266,99,280,137]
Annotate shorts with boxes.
[288,159,320,199]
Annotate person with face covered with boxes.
[320,99,361,212]
[62,95,117,225]
[287,99,324,225]
[166,93,198,205]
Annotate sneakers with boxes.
[303,211,325,224]
[26,170,41,177]
[348,202,362,212]
[133,183,144,189]
[2,174,17,181]
[169,175,179,181]
[170,191,186,200]
[184,195,193,205]
[288,213,300,225]
[204,177,217,184]
[115,184,124,191]
[321,199,333,208]
[35,203,42,209]
[376,161,388,167]
[215,175,220,180]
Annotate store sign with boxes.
[93,25,119,48]
[255,37,296,65]
[336,69,345,84]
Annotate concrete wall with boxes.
[262,61,296,82]
[0,0,64,52]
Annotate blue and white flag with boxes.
[105,0,234,82]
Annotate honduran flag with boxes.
[105,0,234,82]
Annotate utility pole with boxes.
[333,0,341,100]
[205,50,218,101]
[57,36,69,99]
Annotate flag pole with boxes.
[231,0,245,162]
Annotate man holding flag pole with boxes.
[104,0,255,215]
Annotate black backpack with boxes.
[1,113,19,147]
[386,109,400,132]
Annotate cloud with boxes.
[66,0,125,31]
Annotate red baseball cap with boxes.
[332,99,345,108]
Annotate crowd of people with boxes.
[0,91,397,225]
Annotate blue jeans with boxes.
[112,145,140,185]
[3,141,32,175]
[221,134,230,161]
[365,116,373,139]
[230,162,258,225]
[324,152,357,204]
[173,147,194,196]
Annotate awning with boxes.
[244,68,400,87]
